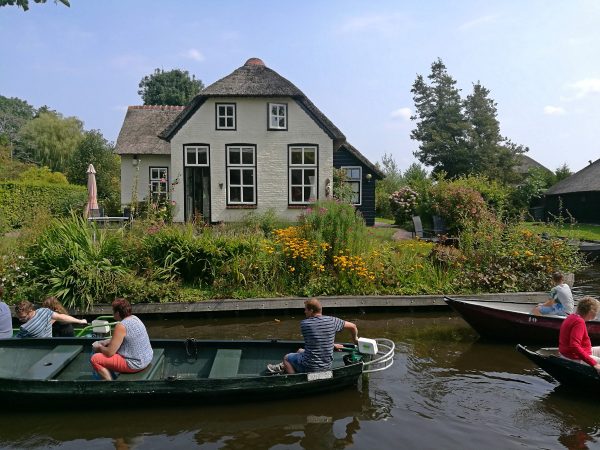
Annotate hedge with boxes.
[0,181,87,232]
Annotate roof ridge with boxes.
[128,105,186,111]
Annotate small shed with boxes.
[545,159,600,224]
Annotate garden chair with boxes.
[411,216,439,243]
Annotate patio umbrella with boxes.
[84,163,99,218]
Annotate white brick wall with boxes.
[170,97,334,223]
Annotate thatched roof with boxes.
[546,158,600,195]
[160,58,345,141]
[514,154,551,174]
[114,105,184,155]
[337,142,385,179]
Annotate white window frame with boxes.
[268,103,287,130]
[342,166,362,205]
[149,167,169,199]
[289,145,317,205]
[184,145,210,167]
[227,145,256,205]
[216,103,236,130]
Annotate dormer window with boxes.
[216,103,236,130]
[268,103,287,130]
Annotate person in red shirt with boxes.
[558,296,600,371]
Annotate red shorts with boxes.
[90,352,140,374]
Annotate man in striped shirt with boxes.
[267,298,358,374]
[15,300,87,338]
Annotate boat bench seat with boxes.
[22,345,84,380]
[116,348,165,381]
[208,349,242,378]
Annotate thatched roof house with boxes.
[114,58,383,225]
[545,159,600,224]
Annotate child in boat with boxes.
[532,272,574,316]
[15,299,87,338]
[42,296,75,337]
[558,296,600,372]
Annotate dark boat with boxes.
[516,345,600,390]
[0,337,394,407]
[444,296,600,343]
[579,241,600,260]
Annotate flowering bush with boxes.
[431,184,489,233]
[389,187,419,225]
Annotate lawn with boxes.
[523,222,600,242]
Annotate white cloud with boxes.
[543,105,566,115]
[567,78,600,99]
[338,13,407,36]
[458,14,498,31]
[390,107,412,120]
[182,48,205,62]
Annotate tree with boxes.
[463,82,526,183]
[0,95,36,145]
[410,59,471,178]
[18,166,68,184]
[411,59,528,182]
[375,153,404,218]
[138,69,204,106]
[555,163,572,182]
[15,111,83,172]
[66,130,121,214]
[0,0,69,11]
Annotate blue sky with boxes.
[1,0,599,173]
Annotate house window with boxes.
[268,103,287,130]
[289,145,317,204]
[227,145,256,205]
[185,145,209,166]
[342,166,362,205]
[149,167,169,199]
[216,103,236,130]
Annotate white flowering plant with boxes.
[389,187,419,225]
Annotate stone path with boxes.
[373,221,412,241]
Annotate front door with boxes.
[184,167,210,222]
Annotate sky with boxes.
[1,0,599,173]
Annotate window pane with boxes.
[159,169,167,179]
[351,169,360,179]
[271,105,278,115]
[186,150,196,165]
[278,105,285,116]
[304,150,315,165]
[219,117,226,128]
[304,169,315,184]
[291,186,302,202]
[291,169,302,185]
[226,117,233,128]
[229,149,240,165]
[197,150,207,165]
[243,187,254,202]
[242,149,254,165]
[304,187,313,201]
[151,169,158,179]
[278,117,285,127]
[230,169,241,185]
[230,187,241,202]
[291,150,302,165]
[242,169,253,185]
[226,106,233,115]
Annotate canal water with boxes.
[1,265,600,449]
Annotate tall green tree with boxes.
[0,0,69,11]
[138,69,204,106]
[463,82,526,183]
[0,95,36,145]
[15,111,83,172]
[375,153,404,218]
[555,163,572,182]
[66,130,121,214]
[410,59,471,178]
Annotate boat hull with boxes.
[0,338,365,407]
[517,345,600,391]
[445,296,600,344]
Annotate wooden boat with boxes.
[0,337,394,407]
[517,345,600,390]
[444,296,600,343]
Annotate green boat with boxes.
[0,337,394,407]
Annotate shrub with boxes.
[0,181,87,232]
[299,199,368,262]
[24,215,127,310]
[18,166,69,184]
[431,183,489,232]
[389,187,419,226]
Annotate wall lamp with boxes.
[366,173,373,182]
[132,155,140,166]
